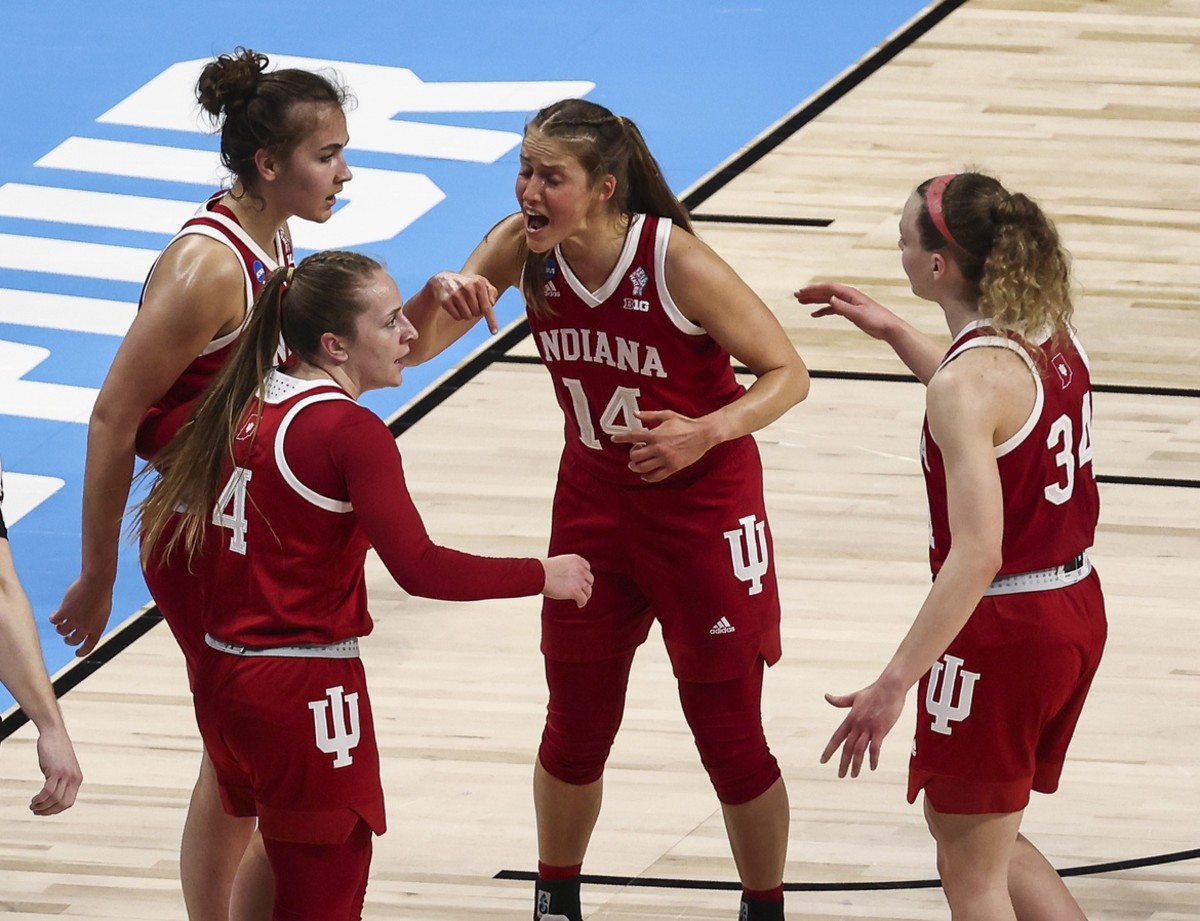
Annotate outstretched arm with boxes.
[796,282,944,384]
[402,214,526,366]
[0,539,83,814]
[820,357,1006,777]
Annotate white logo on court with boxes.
[309,685,361,767]
[925,654,981,735]
[723,514,768,596]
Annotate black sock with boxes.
[739,890,785,921]
[534,873,582,921]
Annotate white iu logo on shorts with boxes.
[925,654,981,736]
[308,685,361,768]
[723,514,769,596]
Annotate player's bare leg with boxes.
[924,798,1022,921]
[1008,833,1087,921]
[533,760,602,920]
[229,831,274,921]
[721,777,789,890]
[181,752,268,921]
[534,759,602,865]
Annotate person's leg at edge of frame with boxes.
[533,652,635,921]
[182,751,267,921]
[923,797,1023,921]
[1007,833,1087,921]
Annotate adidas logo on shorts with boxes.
[709,616,736,635]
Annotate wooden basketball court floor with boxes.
[1,0,1197,917]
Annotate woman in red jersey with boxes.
[404,98,811,921]
[51,48,352,921]
[798,172,1105,920]
[139,250,592,921]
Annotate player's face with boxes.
[344,270,417,395]
[271,102,352,223]
[899,193,937,301]
[516,135,613,253]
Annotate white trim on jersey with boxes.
[265,371,355,514]
[142,197,285,356]
[555,213,645,307]
[654,217,706,336]
[939,321,1044,460]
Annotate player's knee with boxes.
[537,724,610,786]
[700,742,780,805]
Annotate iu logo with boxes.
[723,514,769,596]
[924,654,981,735]
[308,685,361,768]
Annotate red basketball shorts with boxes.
[542,437,781,683]
[908,570,1107,814]
[193,651,386,844]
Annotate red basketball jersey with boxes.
[136,192,294,459]
[921,321,1099,576]
[204,375,372,648]
[525,214,747,486]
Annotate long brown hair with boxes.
[520,99,692,316]
[916,171,1073,340]
[197,48,351,203]
[139,250,382,565]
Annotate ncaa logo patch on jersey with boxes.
[252,259,267,285]
[543,257,558,279]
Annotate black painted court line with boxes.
[691,214,833,228]
[680,0,971,211]
[493,356,1200,401]
[494,844,1200,891]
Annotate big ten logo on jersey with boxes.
[0,54,593,523]
[723,514,769,595]
[309,685,361,768]
[924,654,981,736]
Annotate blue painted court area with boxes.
[0,0,932,712]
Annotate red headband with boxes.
[925,174,960,249]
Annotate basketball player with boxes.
[51,48,351,921]
[404,98,811,921]
[138,250,593,921]
[797,172,1105,920]
[0,459,82,816]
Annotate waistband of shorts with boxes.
[205,633,361,659]
[983,553,1091,597]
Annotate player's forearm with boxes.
[0,587,64,732]
[702,362,810,444]
[77,414,138,580]
[878,548,1001,691]
[881,319,944,385]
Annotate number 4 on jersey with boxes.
[562,378,645,449]
[213,466,252,554]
